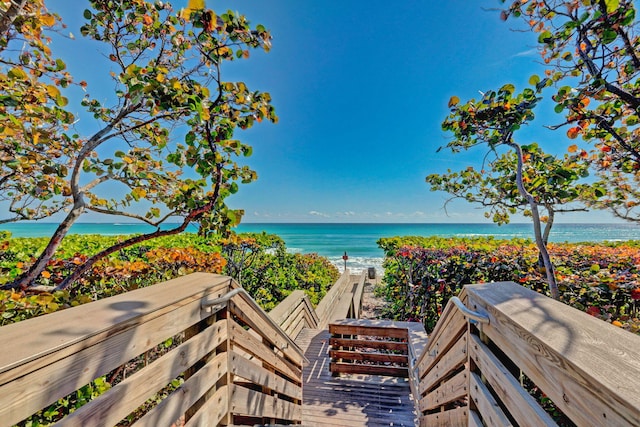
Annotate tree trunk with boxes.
[507,141,560,299]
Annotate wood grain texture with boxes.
[61,319,228,427]
[419,333,467,395]
[468,333,557,427]
[297,328,417,426]
[421,406,468,427]
[466,281,640,427]
[469,371,513,426]
[421,368,467,412]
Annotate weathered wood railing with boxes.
[413,281,640,427]
[328,319,427,379]
[0,273,306,427]
[268,289,319,339]
[315,269,366,328]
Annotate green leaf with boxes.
[83,9,92,19]
[528,75,540,86]
[8,67,28,80]
[605,0,619,13]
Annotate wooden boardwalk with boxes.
[296,328,417,426]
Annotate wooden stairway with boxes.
[296,327,418,426]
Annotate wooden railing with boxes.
[315,270,366,329]
[413,281,640,427]
[329,320,410,377]
[269,289,319,339]
[0,273,306,427]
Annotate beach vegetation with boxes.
[499,0,640,223]
[1,0,276,291]
[0,231,338,323]
[430,84,568,298]
[378,236,640,335]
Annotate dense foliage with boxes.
[378,236,640,334]
[0,230,338,425]
[0,231,338,324]
[1,0,277,291]
[500,0,640,222]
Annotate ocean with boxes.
[2,222,639,274]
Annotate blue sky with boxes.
[38,1,622,223]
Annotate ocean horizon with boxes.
[2,221,639,274]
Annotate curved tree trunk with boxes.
[507,141,560,299]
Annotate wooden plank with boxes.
[316,270,352,327]
[329,324,409,339]
[421,368,467,412]
[228,294,304,366]
[422,406,468,427]
[419,333,467,394]
[468,333,557,426]
[352,272,366,318]
[0,273,230,383]
[417,302,466,378]
[133,353,229,427]
[60,320,228,426]
[468,409,484,427]
[230,385,302,421]
[325,293,354,324]
[469,371,513,427]
[330,337,408,352]
[329,349,408,365]
[228,317,301,381]
[329,362,408,377]
[467,281,640,427]
[229,350,302,401]
[183,385,229,427]
[0,288,227,426]
[269,290,316,327]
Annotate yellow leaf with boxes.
[180,0,205,20]
[156,73,166,83]
[568,144,578,153]
[46,84,60,99]
[448,96,460,108]
[41,14,55,27]
[41,270,51,279]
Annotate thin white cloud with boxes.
[309,210,330,218]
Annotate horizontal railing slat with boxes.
[230,384,302,420]
[61,319,228,427]
[229,350,302,401]
[468,333,557,427]
[469,371,512,426]
[0,281,230,426]
[228,317,301,381]
[329,337,408,352]
[467,282,640,427]
[132,352,228,427]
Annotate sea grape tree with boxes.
[1,0,277,290]
[433,84,567,298]
[427,142,596,245]
[0,0,77,224]
[500,0,640,222]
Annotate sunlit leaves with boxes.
[0,0,76,223]
[4,0,278,290]
[500,0,640,222]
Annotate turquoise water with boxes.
[2,222,639,273]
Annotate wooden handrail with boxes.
[269,290,319,339]
[414,281,640,427]
[0,273,306,427]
